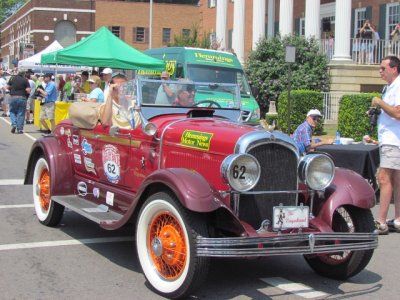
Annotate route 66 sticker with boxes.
[102,145,120,184]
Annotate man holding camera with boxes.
[371,55,400,234]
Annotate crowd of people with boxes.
[0,67,117,134]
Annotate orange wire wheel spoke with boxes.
[148,212,187,280]
[39,169,50,211]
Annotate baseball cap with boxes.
[307,109,322,118]
[101,67,113,75]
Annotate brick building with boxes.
[0,0,95,70]
[1,0,399,73]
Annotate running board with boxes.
[52,195,123,226]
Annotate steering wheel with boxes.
[193,100,221,108]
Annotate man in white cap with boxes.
[101,67,113,100]
[293,109,332,155]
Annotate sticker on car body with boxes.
[102,144,120,184]
[180,130,213,151]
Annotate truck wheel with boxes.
[33,157,64,226]
[136,191,209,299]
[304,206,375,279]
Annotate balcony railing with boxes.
[320,38,400,65]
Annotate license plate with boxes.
[273,206,309,230]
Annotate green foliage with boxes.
[338,93,380,141]
[169,24,211,49]
[265,113,278,128]
[245,35,330,116]
[278,90,324,135]
[0,0,26,23]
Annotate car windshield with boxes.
[187,64,252,96]
[134,78,241,109]
[114,78,243,128]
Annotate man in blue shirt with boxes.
[37,73,57,133]
[293,109,331,155]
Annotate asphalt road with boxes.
[1,116,400,300]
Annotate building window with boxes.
[387,3,400,38]
[111,26,121,38]
[354,8,367,36]
[182,29,191,38]
[55,21,77,47]
[208,0,216,8]
[299,18,305,36]
[134,27,146,42]
[162,28,171,43]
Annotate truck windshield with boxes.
[187,65,252,96]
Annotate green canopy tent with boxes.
[41,26,165,71]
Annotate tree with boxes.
[0,0,27,24]
[169,24,211,49]
[245,35,330,116]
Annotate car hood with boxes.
[158,117,265,155]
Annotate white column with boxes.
[279,0,293,36]
[267,0,275,38]
[305,0,320,39]
[252,0,266,49]
[332,0,352,62]
[216,0,228,50]
[232,0,245,63]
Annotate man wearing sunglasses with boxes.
[293,109,331,155]
[370,55,400,235]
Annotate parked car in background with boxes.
[25,78,378,299]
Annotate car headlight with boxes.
[221,154,261,191]
[251,107,260,120]
[298,153,335,190]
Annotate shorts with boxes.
[26,97,35,111]
[39,102,55,120]
[380,145,400,170]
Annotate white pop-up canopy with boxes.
[18,40,89,73]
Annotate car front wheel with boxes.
[304,206,375,279]
[32,157,64,226]
[136,191,209,299]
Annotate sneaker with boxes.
[26,120,33,124]
[16,130,24,134]
[386,219,400,233]
[1,113,7,117]
[11,127,16,134]
[374,220,389,235]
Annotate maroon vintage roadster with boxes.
[24,79,378,299]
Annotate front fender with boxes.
[139,168,225,212]
[317,167,376,227]
[24,136,74,195]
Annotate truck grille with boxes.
[239,143,298,229]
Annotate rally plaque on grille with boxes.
[273,206,309,230]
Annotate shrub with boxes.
[245,35,330,116]
[338,94,379,141]
[277,90,324,135]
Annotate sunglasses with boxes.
[312,117,321,121]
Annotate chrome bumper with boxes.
[196,232,378,257]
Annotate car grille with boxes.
[239,143,298,229]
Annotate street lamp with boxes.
[285,45,296,135]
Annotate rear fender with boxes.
[24,137,74,195]
[317,168,375,227]
[139,168,225,212]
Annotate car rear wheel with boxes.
[33,157,64,226]
[136,191,209,299]
[304,206,375,279]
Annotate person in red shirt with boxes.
[57,75,66,101]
